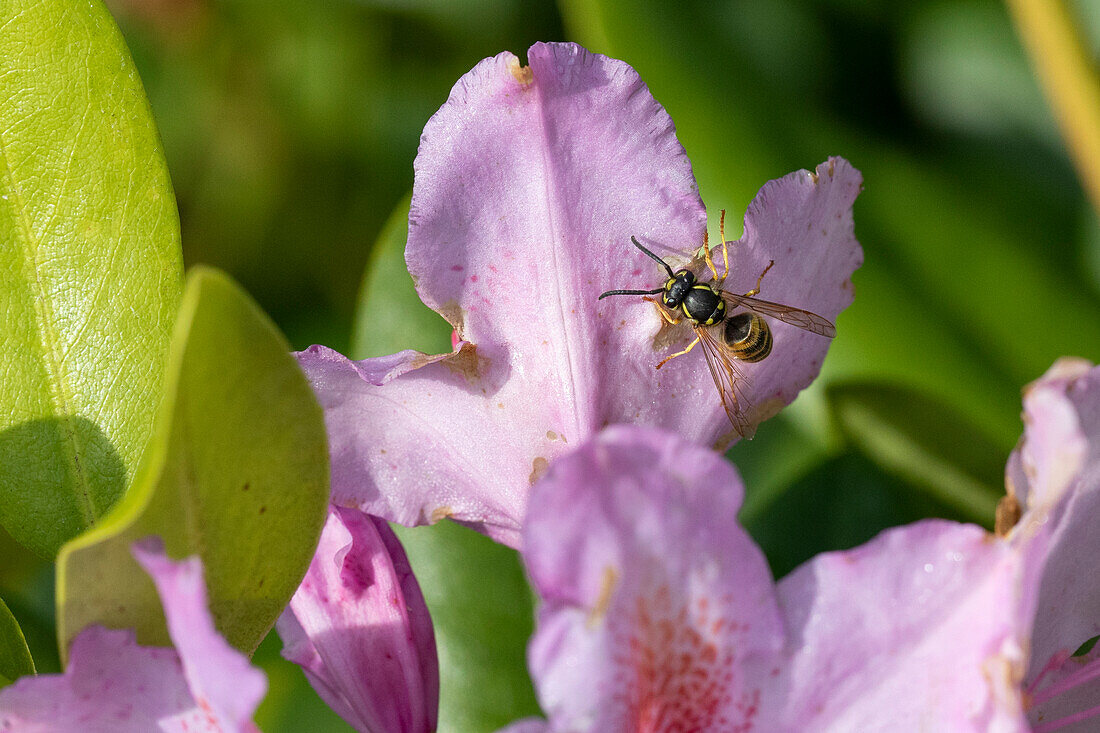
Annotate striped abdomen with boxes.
[723,312,772,362]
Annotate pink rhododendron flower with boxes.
[508,359,1100,732]
[0,539,265,732]
[298,41,862,547]
[277,505,438,733]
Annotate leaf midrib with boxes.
[0,115,98,528]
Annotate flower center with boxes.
[1027,643,1100,732]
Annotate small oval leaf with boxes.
[56,268,329,661]
[0,596,35,688]
[0,0,183,557]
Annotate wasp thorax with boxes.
[662,269,696,308]
[724,312,773,362]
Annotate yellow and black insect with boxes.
[598,211,836,437]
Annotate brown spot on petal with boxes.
[437,300,465,333]
[809,170,819,184]
[510,58,534,86]
[546,430,558,441]
[529,456,549,485]
[995,494,1021,537]
[444,341,488,385]
[430,505,453,523]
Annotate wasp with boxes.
[598,211,836,437]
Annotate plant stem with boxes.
[1006,0,1100,215]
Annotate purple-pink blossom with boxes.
[506,359,1100,731]
[298,42,862,547]
[277,505,438,733]
[0,539,265,732]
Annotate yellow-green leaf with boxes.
[0,0,183,558]
[56,268,328,662]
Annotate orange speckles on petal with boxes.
[608,586,759,732]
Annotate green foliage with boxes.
[0,0,182,558]
[393,521,542,733]
[743,449,974,580]
[827,381,1005,525]
[0,597,35,688]
[55,268,329,662]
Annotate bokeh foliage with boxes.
[3,0,1097,731]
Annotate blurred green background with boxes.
[4,0,1099,730]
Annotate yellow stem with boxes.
[1006,0,1100,215]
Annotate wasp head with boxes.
[662,269,696,308]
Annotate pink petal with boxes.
[0,543,264,732]
[299,41,862,547]
[522,425,784,731]
[0,627,195,732]
[711,157,863,436]
[1006,358,1091,517]
[1009,361,1100,694]
[133,539,266,732]
[775,520,1030,731]
[276,506,438,733]
[1028,644,1100,732]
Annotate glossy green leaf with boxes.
[55,268,329,662]
[350,194,452,360]
[0,0,183,558]
[0,596,35,688]
[392,521,541,733]
[826,381,1007,525]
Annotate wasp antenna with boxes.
[630,236,676,279]
[598,287,665,300]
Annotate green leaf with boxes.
[0,0,183,558]
[55,268,329,662]
[0,596,35,688]
[350,194,451,360]
[392,521,541,733]
[826,381,1007,526]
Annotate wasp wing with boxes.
[695,325,753,438]
[720,292,836,337]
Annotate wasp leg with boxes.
[743,259,775,297]
[644,296,682,325]
[656,335,701,369]
[715,209,731,286]
[702,226,722,282]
